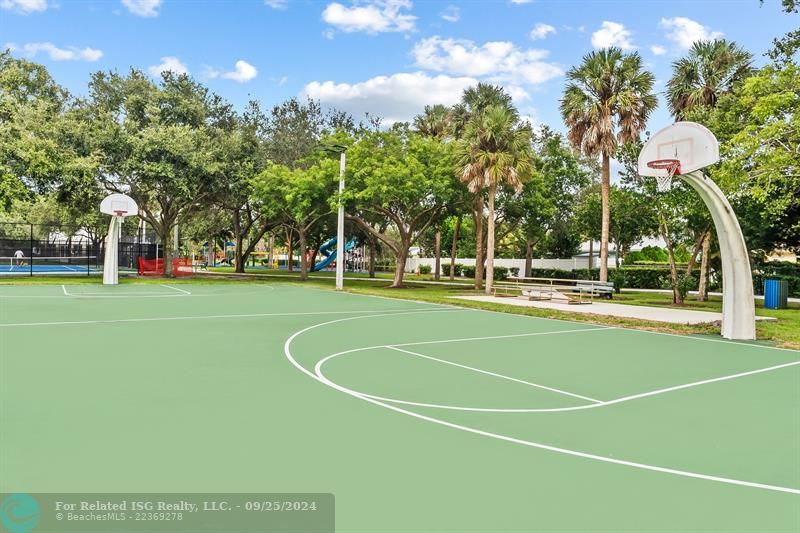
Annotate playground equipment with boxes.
[311,237,357,272]
[100,193,138,285]
[638,121,756,340]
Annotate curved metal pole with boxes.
[679,171,756,340]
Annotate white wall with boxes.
[406,256,591,274]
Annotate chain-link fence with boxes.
[0,221,162,277]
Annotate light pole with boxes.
[321,144,347,291]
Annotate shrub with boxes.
[677,273,697,301]
[418,264,432,274]
[441,263,464,277]
[462,265,476,278]
[609,269,626,294]
[509,267,520,278]
[493,266,509,280]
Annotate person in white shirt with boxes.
[13,249,25,266]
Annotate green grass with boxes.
[612,291,800,350]
[4,272,798,349]
[1,280,799,532]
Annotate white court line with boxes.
[285,312,800,495]
[0,307,464,328]
[391,327,612,348]
[320,347,800,413]
[61,284,186,298]
[330,284,799,354]
[160,284,192,295]
[386,346,602,403]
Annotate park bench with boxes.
[492,277,614,305]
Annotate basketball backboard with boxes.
[100,193,138,217]
[638,121,719,177]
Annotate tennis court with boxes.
[0,256,102,275]
[1,281,798,531]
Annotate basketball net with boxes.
[646,159,681,192]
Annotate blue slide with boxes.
[311,237,357,272]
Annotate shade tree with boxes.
[345,126,456,287]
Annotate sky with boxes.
[1,0,797,134]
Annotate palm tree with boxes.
[666,39,752,301]
[454,83,516,289]
[560,48,656,282]
[456,104,533,295]
[666,39,753,119]
[413,104,450,138]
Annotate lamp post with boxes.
[321,144,347,291]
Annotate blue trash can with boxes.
[764,278,789,309]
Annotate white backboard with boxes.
[100,193,138,217]
[638,121,719,177]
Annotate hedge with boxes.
[460,265,519,281]
[441,263,465,277]
[523,267,673,290]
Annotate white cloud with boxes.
[148,56,189,77]
[510,0,533,4]
[264,0,287,8]
[440,4,459,22]
[659,17,723,49]
[412,36,562,85]
[529,23,555,40]
[322,29,335,39]
[8,42,103,61]
[302,71,479,125]
[650,45,667,56]
[204,60,258,83]
[222,60,258,82]
[121,0,161,17]
[321,0,416,34]
[0,0,47,13]
[591,21,636,50]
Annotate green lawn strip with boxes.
[3,273,797,350]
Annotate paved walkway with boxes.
[453,295,777,325]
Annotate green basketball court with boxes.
[1,281,798,531]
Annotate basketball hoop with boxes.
[113,210,127,217]
[646,159,681,192]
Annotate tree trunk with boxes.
[485,183,497,295]
[233,211,245,273]
[286,228,294,273]
[267,233,274,268]
[449,215,461,281]
[697,232,711,302]
[599,154,611,282]
[525,239,533,278]
[368,237,376,278]
[614,240,620,269]
[298,227,308,281]
[473,194,484,290]
[207,234,214,267]
[588,239,594,271]
[391,244,408,288]
[161,226,173,278]
[661,220,682,305]
[434,227,441,281]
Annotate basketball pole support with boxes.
[103,215,122,285]
[680,171,756,340]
